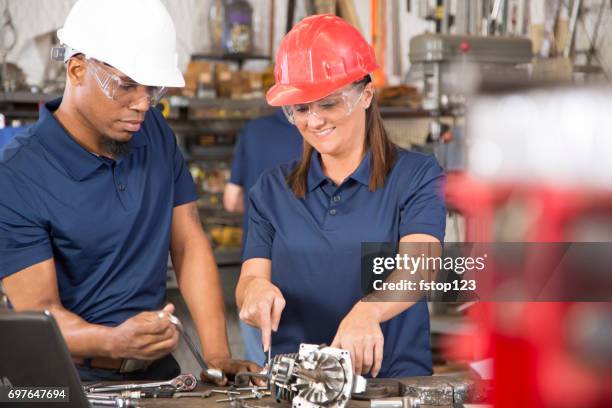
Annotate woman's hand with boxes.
[238,277,286,351]
[331,302,384,377]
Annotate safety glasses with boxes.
[84,57,167,108]
[282,83,365,125]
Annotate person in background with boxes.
[224,109,302,365]
[0,0,260,382]
[236,14,446,378]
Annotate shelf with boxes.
[379,106,454,118]
[169,120,248,136]
[0,92,61,104]
[0,92,62,123]
[191,52,270,69]
[213,246,242,266]
[187,145,235,160]
[168,95,273,110]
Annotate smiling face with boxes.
[292,82,375,159]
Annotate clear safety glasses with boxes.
[85,57,167,108]
[282,83,365,125]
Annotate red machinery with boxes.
[444,85,612,407]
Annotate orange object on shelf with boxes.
[371,0,386,87]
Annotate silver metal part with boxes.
[399,376,479,405]
[370,396,421,408]
[269,343,366,408]
[87,373,197,393]
[166,313,224,382]
[87,396,138,407]
[216,394,264,403]
[212,389,241,395]
[234,386,269,391]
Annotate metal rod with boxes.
[564,0,582,58]
[167,314,224,382]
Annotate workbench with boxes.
[88,382,372,408]
[88,374,490,408]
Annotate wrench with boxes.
[87,396,137,407]
[216,391,270,403]
[165,313,224,382]
[87,373,197,393]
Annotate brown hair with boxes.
[287,78,397,198]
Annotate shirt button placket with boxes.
[113,166,126,193]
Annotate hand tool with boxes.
[234,386,269,391]
[87,395,138,407]
[212,389,241,395]
[122,389,176,399]
[87,389,175,399]
[173,390,213,399]
[216,391,270,403]
[87,373,197,393]
[165,313,225,382]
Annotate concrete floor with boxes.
[167,265,246,375]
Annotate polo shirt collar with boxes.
[349,149,372,186]
[37,98,147,181]
[307,149,372,192]
[307,150,327,191]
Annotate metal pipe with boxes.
[564,0,582,58]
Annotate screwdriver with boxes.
[164,313,224,382]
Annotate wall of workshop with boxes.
[1,0,610,88]
[0,0,433,88]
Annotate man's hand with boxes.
[109,303,179,360]
[238,277,285,351]
[203,357,264,386]
[331,302,384,377]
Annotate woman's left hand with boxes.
[331,302,384,377]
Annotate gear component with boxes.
[269,344,366,408]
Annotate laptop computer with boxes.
[0,310,90,407]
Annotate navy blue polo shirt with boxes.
[229,109,302,252]
[244,148,446,377]
[0,98,197,326]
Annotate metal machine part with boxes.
[398,376,489,406]
[269,344,367,408]
[166,313,225,382]
[370,396,421,408]
[407,33,532,146]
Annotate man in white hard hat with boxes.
[0,0,260,381]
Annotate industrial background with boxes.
[1,1,611,407]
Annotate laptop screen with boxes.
[0,311,90,407]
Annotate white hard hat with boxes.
[57,0,184,88]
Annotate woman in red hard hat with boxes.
[236,14,446,378]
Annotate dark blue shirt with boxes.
[0,126,28,150]
[0,99,197,326]
[244,148,446,377]
[229,109,302,253]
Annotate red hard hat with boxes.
[266,14,379,106]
